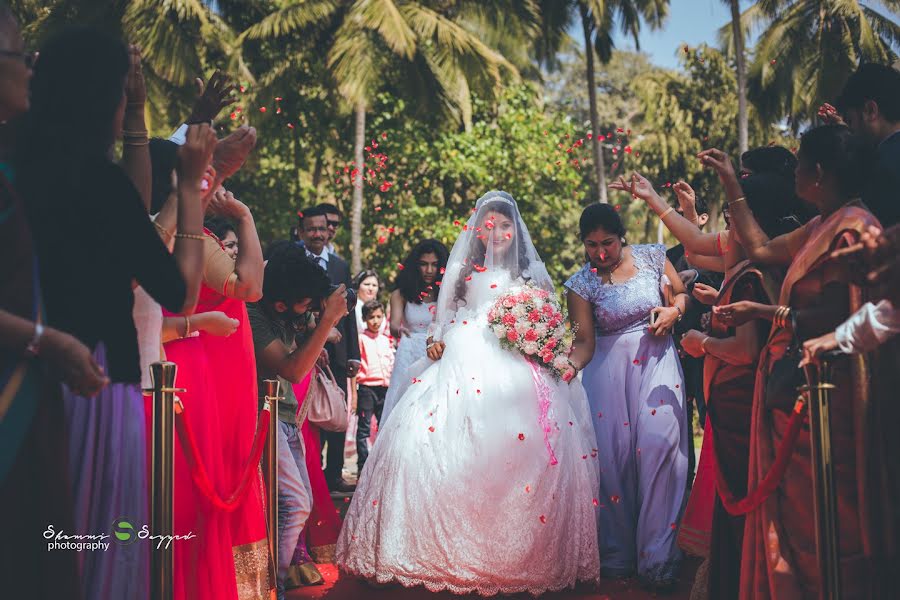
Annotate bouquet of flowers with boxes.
[487,283,576,381]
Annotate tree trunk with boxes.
[351,102,365,273]
[581,3,608,203]
[730,0,748,155]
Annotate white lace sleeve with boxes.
[835,300,900,354]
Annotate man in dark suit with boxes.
[834,63,900,227]
[298,206,360,493]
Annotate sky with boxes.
[608,0,756,70]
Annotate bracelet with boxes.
[24,322,45,357]
[675,305,684,321]
[175,232,206,241]
[122,129,148,137]
[123,139,149,146]
[701,335,710,354]
[774,305,792,329]
[728,196,746,206]
[153,220,173,240]
[658,206,675,220]
[183,315,191,338]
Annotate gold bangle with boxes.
[701,335,710,354]
[183,315,191,338]
[175,232,206,241]
[773,306,784,328]
[728,196,746,206]
[123,139,149,146]
[122,129,148,136]
[658,206,675,220]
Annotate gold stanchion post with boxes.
[262,379,283,594]
[802,356,842,600]
[147,361,181,600]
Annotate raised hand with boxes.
[124,44,146,108]
[177,123,217,189]
[698,148,737,181]
[817,103,846,126]
[609,172,658,204]
[188,69,236,124]
[322,284,349,327]
[208,187,251,221]
[212,126,257,181]
[673,181,698,222]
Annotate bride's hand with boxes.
[426,337,445,361]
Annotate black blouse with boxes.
[26,158,186,383]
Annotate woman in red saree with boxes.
[676,172,803,598]
[157,188,268,600]
[710,125,883,598]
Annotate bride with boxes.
[335,191,601,595]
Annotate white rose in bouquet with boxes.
[492,324,507,339]
[511,304,527,318]
[552,354,570,371]
[533,322,549,338]
[522,341,540,355]
[515,321,530,335]
[554,325,566,339]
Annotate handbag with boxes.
[304,364,349,432]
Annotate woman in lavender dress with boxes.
[566,203,689,589]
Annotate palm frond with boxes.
[349,0,417,59]
[242,0,338,40]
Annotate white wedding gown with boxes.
[336,269,601,595]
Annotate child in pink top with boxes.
[356,300,395,475]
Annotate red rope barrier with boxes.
[714,399,807,516]
[173,405,270,512]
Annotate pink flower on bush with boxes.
[524,329,539,342]
[502,313,516,326]
[506,330,519,342]
[528,310,542,323]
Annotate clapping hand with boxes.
[208,187,251,221]
[188,70,236,124]
[212,126,257,181]
[177,123,217,193]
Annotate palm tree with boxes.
[733,0,900,128]
[727,0,748,154]
[244,1,522,272]
[536,0,669,203]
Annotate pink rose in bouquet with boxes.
[489,283,575,380]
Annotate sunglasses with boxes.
[326,219,340,228]
[0,50,38,69]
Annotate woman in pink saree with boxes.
[158,189,269,600]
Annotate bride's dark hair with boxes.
[454,199,531,306]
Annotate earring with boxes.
[620,237,626,245]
